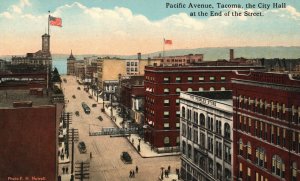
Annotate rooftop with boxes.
[0,89,52,108]
[184,91,233,106]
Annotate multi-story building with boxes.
[0,89,62,181]
[180,91,233,181]
[232,71,300,181]
[144,64,264,152]
[157,54,204,66]
[67,50,76,75]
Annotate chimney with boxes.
[137,53,141,60]
[230,49,234,61]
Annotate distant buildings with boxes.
[180,91,233,181]
[157,54,204,66]
[143,64,264,152]
[232,71,300,181]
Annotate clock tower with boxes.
[42,33,50,53]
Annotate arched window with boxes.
[292,162,297,181]
[182,141,186,155]
[182,106,186,118]
[224,123,230,139]
[199,87,204,91]
[187,88,193,92]
[221,87,226,91]
[210,87,215,91]
[239,139,243,156]
[256,147,266,167]
[200,113,205,127]
[164,137,170,146]
[272,155,285,178]
[247,142,252,160]
[176,136,180,146]
[176,88,181,94]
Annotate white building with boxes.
[180,91,233,181]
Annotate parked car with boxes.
[120,151,132,164]
[77,87,81,90]
[75,111,79,116]
[92,104,97,107]
[88,95,93,99]
[72,95,76,99]
[78,141,87,153]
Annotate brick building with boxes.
[232,71,300,181]
[0,90,61,181]
[144,64,264,151]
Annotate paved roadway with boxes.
[61,76,180,181]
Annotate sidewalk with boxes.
[103,104,180,158]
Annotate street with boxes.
[61,76,180,181]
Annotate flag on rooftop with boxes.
[49,16,62,27]
[164,39,172,45]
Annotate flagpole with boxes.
[48,11,50,35]
[163,38,165,58]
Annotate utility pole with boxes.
[63,112,72,157]
[75,161,90,181]
[68,128,79,174]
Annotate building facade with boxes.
[67,51,76,75]
[180,91,233,181]
[144,65,264,151]
[232,71,300,181]
[158,54,204,66]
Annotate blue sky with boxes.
[0,0,300,55]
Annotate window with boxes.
[176,136,180,146]
[193,129,198,143]
[239,139,243,156]
[200,132,205,148]
[247,167,251,181]
[210,76,215,81]
[208,158,213,175]
[239,163,243,179]
[182,141,186,155]
[208,137,213,152]
[163,77,170,83]
[217,163,222,180]
[181,107,186,118]
[182,123,186,137]
[221,76,226,81]
[216,120,222,135]
[164,99,170,106]
[187,76,193,82]
[164,137,170,146]
[272,155,285,178]
[187,144,192,158]
[225,168,231,181]
[221,87,226,91]
[164,88,169,94]
[199,76,204,81]
[176,123,180,128]
[292,162,297,181]
[176,111,180,117]
[247,142,252,160]
[176,77,181,83]
[187,88,193,92]
[163,111,169,118]
[164,123,170,129]
[199,87,204,91]
[176,88,181,94]
[209,87,215,91]
[176,99,180,105]
[256,147,266,168]
[216,141,222,158]
[200,114,205,127]
[224,123,230,139]
[224,145,231,164]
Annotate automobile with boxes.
[120,151,132,164]
[92,104,97,107]
[78,141,87,153]
[77,87,81,90]
[75,111,79,116]
[81,102,91,114]
[72,95,76,99]
[88,95,93,99]
[97,116,103,121]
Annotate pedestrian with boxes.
[129,170,132,178]
[132,170,135,177]
[66,167,68,174]
[168,165,171,172]
[132,138,134,144]
[164,170,168,178]
[136,166,138,173]
[90,152,92,159]
[62,167,65,174]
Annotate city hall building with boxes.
[180,91,233,181]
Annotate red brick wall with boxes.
[0,106,57,181]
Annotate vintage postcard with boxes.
[0,0,300,181]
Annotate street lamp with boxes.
[161,167,164,180]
